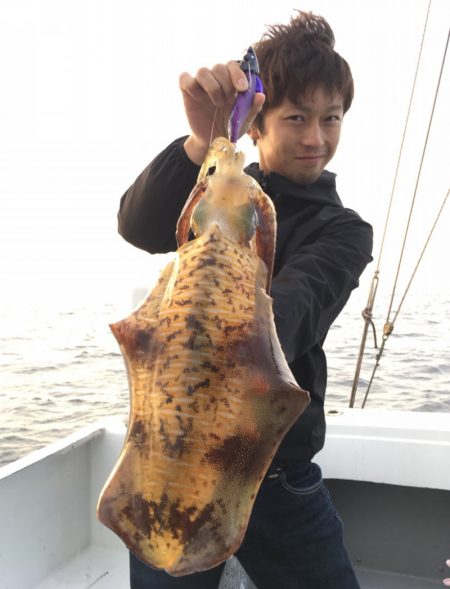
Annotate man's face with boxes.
[249,87,344,185]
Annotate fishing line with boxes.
[210,107,219,146]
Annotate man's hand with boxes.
[179,61,265,165]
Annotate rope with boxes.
[360,26,449,408]
[385,25,450,325]
[348,271,379,408]
[375,0,433,275]
[392,187,449,326]
[361,187,449,408]
[348,0,432,407]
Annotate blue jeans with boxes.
[130,462,360,588]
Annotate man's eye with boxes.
[287,115,305,122]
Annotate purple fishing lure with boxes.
[228,47,264,143]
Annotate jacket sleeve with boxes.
[118,136,200,254]
[271,215,373,363]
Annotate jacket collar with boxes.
[245,163,343,208]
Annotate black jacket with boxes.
[118,136,373,462]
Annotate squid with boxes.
[97,49,309,577]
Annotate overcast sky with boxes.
[1,0,449,307]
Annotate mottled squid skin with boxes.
[97,138,310,576]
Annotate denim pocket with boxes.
[278,462,324,496]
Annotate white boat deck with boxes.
[34,545,128,589]
[1,410,449,589]
[31,545,442,589]
[32,545,441,589]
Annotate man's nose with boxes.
[301,120,324,147]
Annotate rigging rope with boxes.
[375,0,433,275]
[385,25,449,326]
[359,25,450,409]
[348,0,432,408]
[391,188,449,328]
[361,186,449,409]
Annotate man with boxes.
[118,11,373,589]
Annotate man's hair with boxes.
[253,11,354,126]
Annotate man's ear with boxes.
[247,124,260,146]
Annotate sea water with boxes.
[1,273,449,467]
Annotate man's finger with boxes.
[226,60,249,92]
[179,72,207,101]
[179,69,224,107]
[211,63,236,103]
[194,67,227,107]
